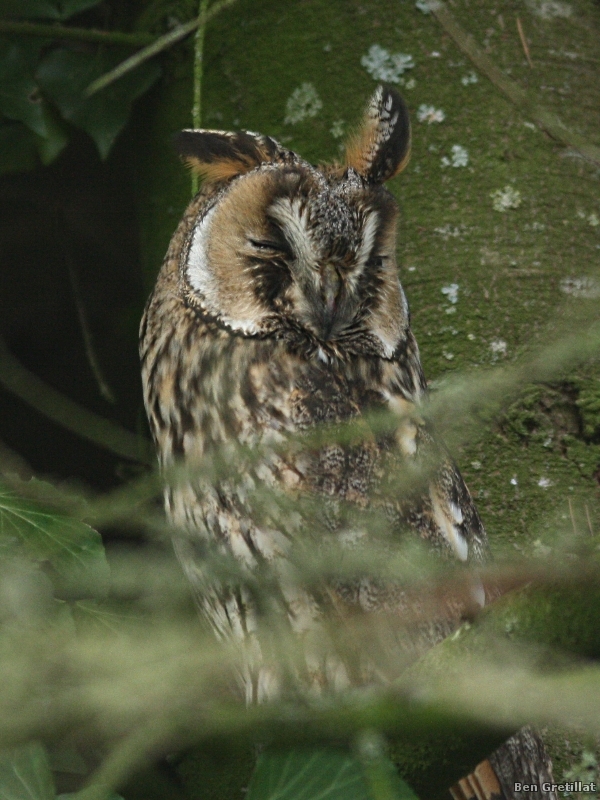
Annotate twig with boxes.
[585,504,594,537]
[0,336,152,464]
[0,19,153,46]
[516,17,533,69]
[85,0,239,97]
[191,0,210,196]
[426,0,600,168]
[63,228,116,404]
[568,497,578,537]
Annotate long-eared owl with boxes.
[140,85,555,800]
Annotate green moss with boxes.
[478,584,600,659]
[389,729,507,800]
[543,729,600,799]
[575,378,600,441]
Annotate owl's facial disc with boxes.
[184,167,409,357]
[265,181,408,353]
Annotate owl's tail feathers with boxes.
[450,727,557,800]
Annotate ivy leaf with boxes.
[0,37,47,137]
[56,0,103,18]
[0,38,69,168]
[0,1,62,19]
[37,48,160,159]
[246,748,418,800]
[0,121,39,175]
[0,479,109,598]
[0,742,55,800]
[73,600,132,634]
[37,101,69,164]
[0,0,102,19]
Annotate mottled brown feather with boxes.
[141,85,555,794]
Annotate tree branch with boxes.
[86,0,239,97]
[191,0,210,196]
[0,336,152,465]
[0,19,153,46]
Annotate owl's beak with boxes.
[321,264,342,329]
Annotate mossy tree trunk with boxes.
[131,0,600,796]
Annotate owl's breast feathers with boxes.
[141,226,488,577]
[139,88,556,793]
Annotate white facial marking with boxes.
[355,211,379,274]
[449,502,464,526]
[186,202,261,335]
[187,204,219,302]
[369,278,408,359]
[430,489,469,561]
[269,197,319,269]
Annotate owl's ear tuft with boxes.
[344,86,411,185]
[174,130,282,183]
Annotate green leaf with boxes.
[56,0,102,19]
[72,600,132,634]
[0,37,47,137]
[247,749,368,800]
[0,121,39,174]
[36,100,69,164]
[57,792,124,800]
[36,48,161,159]
[0,480,109,598]
[0,1,61,19]
[0,37,69,166]
[0,742,55,800]
[361,758,419,800]
[246,748,418,800]
[0,0,101,19]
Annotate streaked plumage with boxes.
[140,86,488,691]
[140,85,556,799]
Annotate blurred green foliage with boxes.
[0,0,599,799]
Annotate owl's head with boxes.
[175,86,412,360]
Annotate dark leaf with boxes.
[361,754,420,800]
[37,101,69,164]
[72,599,133,634]
[0,37,47,137]
[0,121,38,174]
[0,479,109,598]
[246,748,418,800]
[56,0,103,19]
[0,742,55,800]
[36,47,161,159]
[0,1,61,19]
[0,0,101,19]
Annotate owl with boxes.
[140,86,555,799]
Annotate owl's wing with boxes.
[387,394,490,566]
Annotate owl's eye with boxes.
[248,238,288,256]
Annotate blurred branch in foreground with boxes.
[0,548,599,797]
